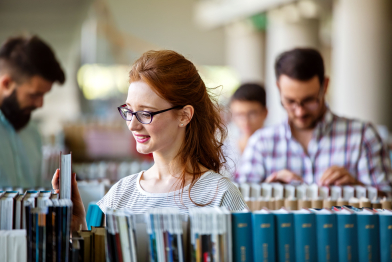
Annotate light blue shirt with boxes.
[0,110,42,188]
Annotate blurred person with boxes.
[225,83,267,175]
[52,50,247,230]
[236,48,392,193]
[0,35,65,188]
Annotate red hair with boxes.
[129,50,227,206]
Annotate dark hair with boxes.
[231,83,266,108]
[0,35,65,84]
[129,50,227,206]
[275,48,324,85]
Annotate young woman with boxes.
[52,50,247,231]
[225,83,268,175]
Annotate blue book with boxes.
[232,211,253,262]
[312,209,338,262]
[355,208,380,262]
[272,208,295,262]
[356,208,380,262]
[378,209,392,262]
[293,209,317,262]
[252,209,275,262]
[336,207,358,262]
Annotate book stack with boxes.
[235,182,392,211]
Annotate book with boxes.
[272,208,295,262]
[312,208,338,262]
[0,191,19,230]
[378,209,392,262]
[356,208,380,262]
[252,209,275,262]
[293,209,317,262]
[37,190,52,207]
[336,207,358,262]
[59,152,72,199]
[231,211,253,262]
[0,229,27,262]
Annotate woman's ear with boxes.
[179,105,194,127]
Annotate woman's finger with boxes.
[52,169,60,190]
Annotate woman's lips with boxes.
[134,135,150,143]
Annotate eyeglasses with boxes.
[117,104,183,124]
[232,110,264,122]
[281,87,324,112]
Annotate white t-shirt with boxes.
[97,170,248,214]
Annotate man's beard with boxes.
[0,89,34,131]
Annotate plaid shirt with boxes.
[236,108,392,192]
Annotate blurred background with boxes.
[1,0,391,206]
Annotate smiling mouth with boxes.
[136,135,150,139]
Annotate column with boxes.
[265,7,320,125]
[225,20,265,84]
[332,0,392,130]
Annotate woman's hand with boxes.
[52,169,88,231]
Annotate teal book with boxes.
[356,208,380,262]
[272,208,295,262]
[232,211,253,262]
[252,209,275,262]
[312,209,338,262]
[378,209,392,262]
[293,209,317,262]
[336,208,358,262]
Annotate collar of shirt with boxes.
[0,109,15,132]
[283,106,334,142]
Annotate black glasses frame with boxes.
[117,104,184,124]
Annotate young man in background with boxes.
[237,48,392,194]
[0,35,65,188]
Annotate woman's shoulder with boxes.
[197,170,238,192]
[107,172,141,194]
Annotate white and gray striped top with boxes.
[97,170,248,214]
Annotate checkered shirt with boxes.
[236,108,392,192]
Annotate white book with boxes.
[59,152,72,199]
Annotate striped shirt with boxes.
[236,108,392,192]
[97,170,248,214]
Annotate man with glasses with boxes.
[236,48,391,193]
[0,35,65,188]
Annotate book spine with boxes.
[337,214,358,262]
[25,205,32,262]
[357,214,380,262]
[232,213,253,262]
[294,213,317,262]
[55,206,62,262]
[379,214,392,262]
[274,213,295,262]
[252,213,275,262]
[316,214,338,262]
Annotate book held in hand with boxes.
[59,152,72,200]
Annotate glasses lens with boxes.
[136,111,152,124]
[119,108,132,121]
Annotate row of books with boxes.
[105,208,189,262]
[0,190,58,230]
[235,182,392,210]
[234,207,392,262]
[189,207,232,262]
[25,199,73,262]
[0,226,106,262]
[105,206,392,262]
